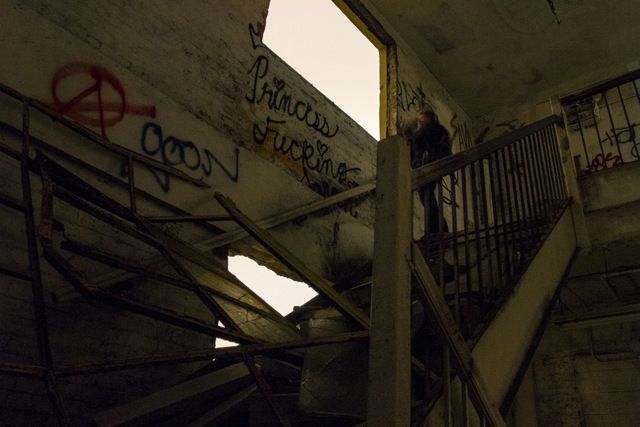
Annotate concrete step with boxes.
[585,198,640,245]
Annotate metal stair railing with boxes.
[368,115,571,427]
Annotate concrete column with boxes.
[551,100,591,249]
[367,135,412,426]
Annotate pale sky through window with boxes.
[226,1,379,326]
[263,0,380,139]
[228,255,317,316]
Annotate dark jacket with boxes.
[411,122,452,168]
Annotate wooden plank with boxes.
[187,384,257,427]
[204,182,375,250]
[0,191,26,212]
[0,83,208,188]
[215,193,370,329]
[242,352,292,427]
[55,330,368,377]
[410,243,506,427]
[0,362,46,378]
[56,177,374,300]
[0,262,31,282]
[145,214,233,223]
[59,238,292,329]
[93,363,253,427]
[43,244,257,344]
[410,243,472,374]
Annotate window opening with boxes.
[263,0,381,139]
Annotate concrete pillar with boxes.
[367,135,412,426]
[551,100,591,249]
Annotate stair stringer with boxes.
[423,207,577,426]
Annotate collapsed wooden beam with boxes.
[55,330,368,377]
[410,243,506,427]
[93,363,253,427]
[42,244,258,344]
[215,192,370,329]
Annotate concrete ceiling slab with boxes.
[371,0,640,118]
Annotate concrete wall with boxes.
[0,0,474,272]
[506,365,539,427]
[0,0,377,276]
[575,146,640,245]
[580,160,640,212]
[533,322,640,427]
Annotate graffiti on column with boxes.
[49,62,156,139]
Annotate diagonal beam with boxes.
[205,183,375,250]
[215,192,370,329]
[242,351,292,427]
[42,244,258,344]
[55,330,368,377]
[59,238,293,329]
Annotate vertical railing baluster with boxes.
[631,79,640,162]
[438,181,445,288]
[443,343,452,427]
[461,382,470,427]
[450,172,461,323]
[486,153,504,293]
[531,130,551,222]
[550,123,563,206]
[469,162,484,313]
[461,166,472,336]
[499,148,517,280]
[603,90,624,161]
[496,150,512,285]
[540,126,559,208]
[424,187,432,261]
[506,144,525,268]
[478,159,495,298]
[575,104,591,169]
[589,98,607,165]
[617,85,634,162]
[516,138,535,247]
[632,79,640,105]
[551,124,565,202]
[549,125,568,200]
[523,135,542,237]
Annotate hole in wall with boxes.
[227,254,317,315]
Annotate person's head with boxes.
[417,110,438,129]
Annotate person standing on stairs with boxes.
[403,110,454,282]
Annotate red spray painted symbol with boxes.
[50,62,156,139]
